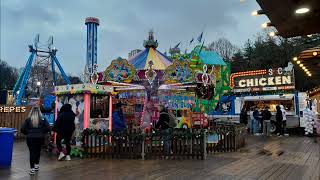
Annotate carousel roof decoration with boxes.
[128,30,172,70]
[145,60,157,85]
[103,57,136,83]
[54,83,113,95]
[163,58,194,84]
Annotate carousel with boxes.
[96,30,231,130]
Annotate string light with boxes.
[251,10,264,16]
[299,64,303,67]
[297,60,301,64]
[293,57,298,61]
[269,31,279,37]
[313,52,318,56]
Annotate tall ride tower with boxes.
[85,17,99,74]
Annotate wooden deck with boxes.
[1,135,319,180]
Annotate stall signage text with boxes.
[232,66,295,92]
[0,106,27,113]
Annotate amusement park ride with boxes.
[13,34,70,105]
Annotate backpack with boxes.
[161,112,177,128]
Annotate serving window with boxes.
[90,95,110,118]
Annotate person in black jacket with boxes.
[276,105,283,136]
[21,106,50,175]
[53,104,75,161]
[240,108,248,125]
[156,104,170,130]
[156,104,171,156]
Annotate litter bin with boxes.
[0,128,17,167]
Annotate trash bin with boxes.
[0,128,17,167]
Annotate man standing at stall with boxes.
[261,106,272,135]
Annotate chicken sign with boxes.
[230,63,295,93]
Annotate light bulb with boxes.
[261,22,268,28]
[313,52,318,56]
[269,32,276,37]
[295,8,310,14]
[251,11,258,16]
[297,60,301,64]
[293,57,298,61]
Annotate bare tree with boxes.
[208,38,239,62]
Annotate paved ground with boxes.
[1,135,319,180]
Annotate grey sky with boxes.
[0,0,268,76]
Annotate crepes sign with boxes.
[230,63,295,92]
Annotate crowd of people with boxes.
[20,102,175,175]
[240,105,288,136]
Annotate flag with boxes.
[199,39,205,54]
[189,38,194,45]
[174,42,181,48]
[197,32,203,43]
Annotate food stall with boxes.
[230,63,306,128]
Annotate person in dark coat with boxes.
[21,106,50,175]
[156,104,171,156]
[112,102,126,132]
[276,105,283,136]
[53,104,75,161]
[156,104,170,130]
[240,108,248,125]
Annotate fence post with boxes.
[141,132,145,160]
[190,129,193,157]
[203,130,207,160]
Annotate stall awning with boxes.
[236,94,294,101]
[256,0,320,37]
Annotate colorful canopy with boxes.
[128,47,172,70]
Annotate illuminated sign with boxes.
[0,106,27,113]
[231,64,295,92]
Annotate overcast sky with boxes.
[0,0,268,76]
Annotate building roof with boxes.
[199,51,227,66]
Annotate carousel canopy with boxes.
[199,51,227,66]
[128,47,172,70]
[128,30,172,70]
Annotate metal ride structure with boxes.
[13,34,71,105]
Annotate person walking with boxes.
[276,105,283,136]
[155,104,171,156]
[53,104,75,161]
[21,106,50,175]
[261,106,272,135]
